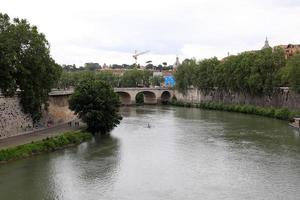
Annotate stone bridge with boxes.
[114,88,174,105]
[49,87,174,105]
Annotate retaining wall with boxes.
[0,95,76,139]
[175,88,300,110]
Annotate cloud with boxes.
[1,0,300,66]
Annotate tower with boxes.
[173,56,180,71]
[262,37,271,49]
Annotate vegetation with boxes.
[84,62,101,71]
[172,100,299,121]
[174,59,197,94]
[174,47,300,95]
[0,131,92,162]
[135,93,144,104]
[279,54,300,92]
[120,69,152,87]
[68,79,122,134]
[151,75,164,87]
[0,13,62,122]
[57,69,162,89]
[57,71,120,89]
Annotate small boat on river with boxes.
[289,118,300,130]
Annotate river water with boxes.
[0,106,299,200]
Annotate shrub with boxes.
[171,100,297,121]
[0,131,92,162]
[274,108,291,120]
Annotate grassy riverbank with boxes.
[0,131,92,163]
[172,100,300,121]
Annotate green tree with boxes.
[142,70,152,87]
[193,57,220,92]
[0,13,61,122]
[84,62,101,71]
[174,59,197,94]
[68,80,122,134]
[283,54,300,92]
[120,69,152,87]
[151,75,164,86]
[95,71,120,87]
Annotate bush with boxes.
[171,100,298,121]
[0,131,92,162]
[274,108,291,120]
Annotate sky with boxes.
[1,0,300,66]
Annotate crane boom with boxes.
[133,50,150,64]
[134,50,150,57]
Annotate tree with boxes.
[151,75,164,86]
[283,54,300,92]
[58,71,120,89]
[120,69,152,87]
[84,62,101,71]
[174,59,197,94]
[162,62,167,68]
[68,80,122,134]
[193,57,220,92]
[0,13,62,122]
[62,64,77,71]
[95,71,120,87]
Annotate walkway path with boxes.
[0,122,85,150]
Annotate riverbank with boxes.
[0,121,85,150]
[0,130,92,163]
[172,100,300,121]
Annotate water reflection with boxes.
[0,106,299,200]
[0,134,120,200]
[47,134,120,200]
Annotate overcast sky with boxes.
[2,0,300,66]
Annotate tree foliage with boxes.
[0,13,61,121]
[151,75,164,86]
[84,62,101,71]
[58,69,157,89]
[174,59,197,94]
[120,69,152,87]
[279,54,300,92]
[194,57,220,92]
[174,48,292,95]
[58,71,120,89]
[68,80,122,134]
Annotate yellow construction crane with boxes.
[133,50,150,65]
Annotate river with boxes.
[0,106,299,200]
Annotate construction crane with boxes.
[133,50,150,65]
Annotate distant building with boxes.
[262,37,271,49]
[173,56,180,71]
[262,37,300,58]
[277,44,300,58]
[103,63,108,69]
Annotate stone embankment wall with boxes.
[45,95,77,124]
[0,95,76,139]
[0,97,33,139]
[175,88,300,110]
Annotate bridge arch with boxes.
[161,91,172,104]
[116,92,131,105]
[136,91,157,105]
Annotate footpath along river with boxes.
[0,106,299,200]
